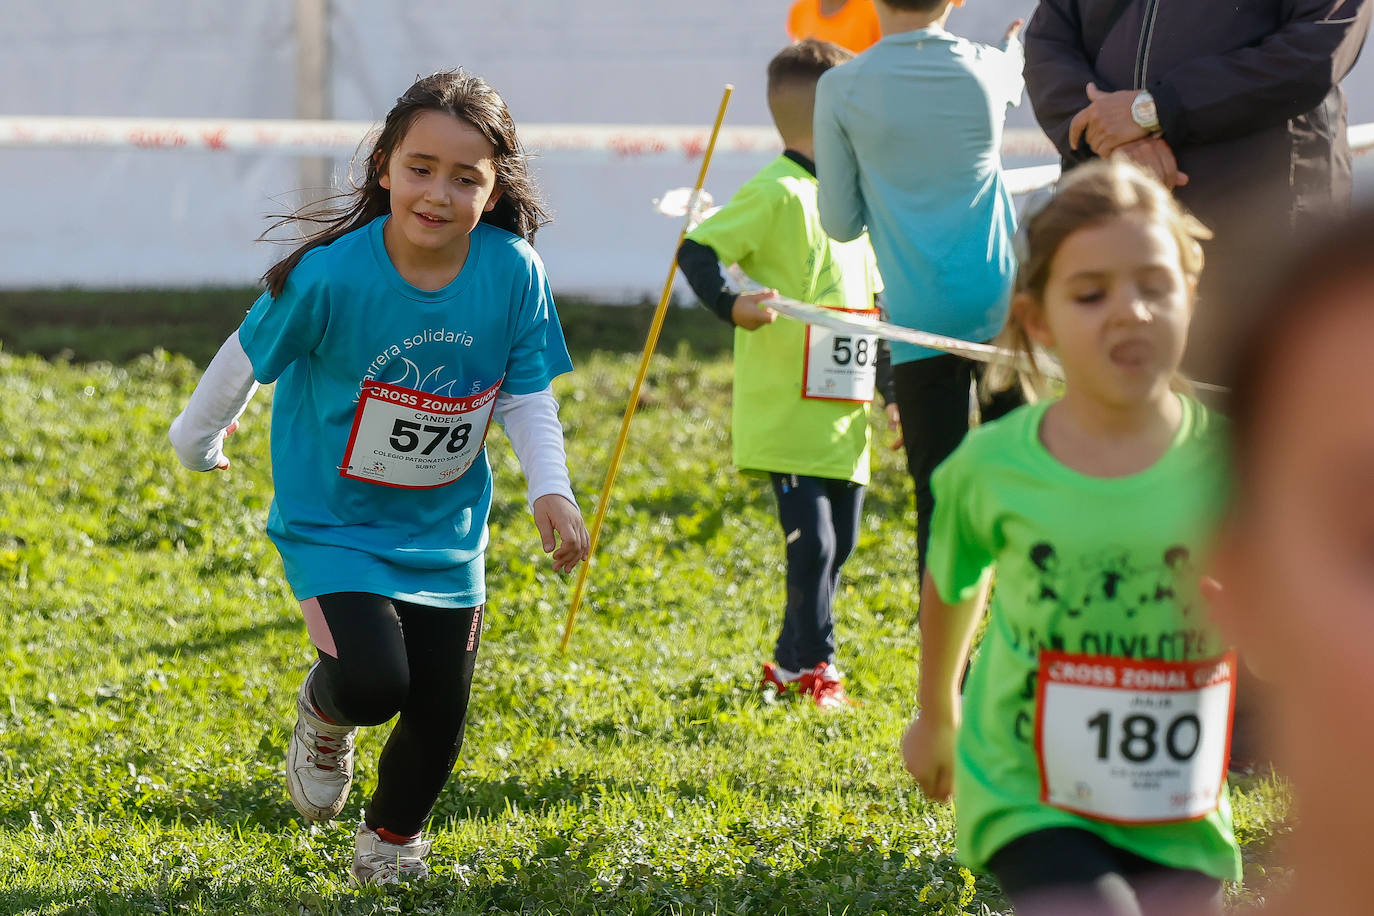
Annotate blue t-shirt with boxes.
[238,216,573,608]
[814,27,1024,363]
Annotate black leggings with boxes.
[303,592,482,836]
[768,473,865,672]
[987,828,1224,916]
[892,354,1023,584]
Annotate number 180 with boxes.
[1087,710,1202,765]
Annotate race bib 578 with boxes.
[340,378,502,489]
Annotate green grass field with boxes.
[0,294,1291,915]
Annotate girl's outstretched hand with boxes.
[214,421,239,471]
[901,712,958,802]
[532,494,590,574]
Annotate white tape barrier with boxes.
[1005,163,1065,196]
[768,297,1227,394]
[650,156,1056,198]
[0,115,1059,159]
[656,190,1225,392]
[769,296,1027,365]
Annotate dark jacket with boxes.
[1024,0,1371,236]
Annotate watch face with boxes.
[1133,95,1159,128]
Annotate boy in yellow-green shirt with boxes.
[677,39,888,708]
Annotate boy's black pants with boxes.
[769,473,865,672]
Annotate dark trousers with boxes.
[306,592,482,836]
[768,473,865,672]
[1191,242,1269,766]
[892,354,1024,584]
[987,828,1223,916]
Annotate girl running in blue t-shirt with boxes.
[170,69,589,885]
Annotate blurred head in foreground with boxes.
[1211,206,1374,915]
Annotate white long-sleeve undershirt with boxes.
[169,332,259,471]
[169,332,575,513]
[492,386,576,512]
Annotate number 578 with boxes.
[389,419,472,455]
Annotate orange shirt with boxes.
[786,0,883,53]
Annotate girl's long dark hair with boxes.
[261,69,550,296]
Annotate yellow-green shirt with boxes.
[686,155,882,484]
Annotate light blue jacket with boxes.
[815,26,1024,363]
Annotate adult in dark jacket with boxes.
[1023,0,1370,378]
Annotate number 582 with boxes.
[831,335,874,367]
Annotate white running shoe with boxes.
[350,823,432,886]
[286,663,357,822]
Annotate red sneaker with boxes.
[798,662,857,709]
[761,662,803,694]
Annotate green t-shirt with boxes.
[928,396,1241,882]
[686,155,882,484]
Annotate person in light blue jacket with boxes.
[814,0,1027,582]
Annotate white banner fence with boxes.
[7,115,1372,198]
[3,116,1371,290]
[0,115,1059,158]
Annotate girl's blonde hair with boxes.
[983,159,1213,401]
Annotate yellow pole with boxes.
[559,84,734,654]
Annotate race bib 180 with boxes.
[1035,651,1236,824]
[339,378,501,489]
[803,309,879,403]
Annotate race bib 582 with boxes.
[803,309,879,403]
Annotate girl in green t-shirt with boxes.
[901,160,1239,915]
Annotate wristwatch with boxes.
[1131,90,1161,134]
